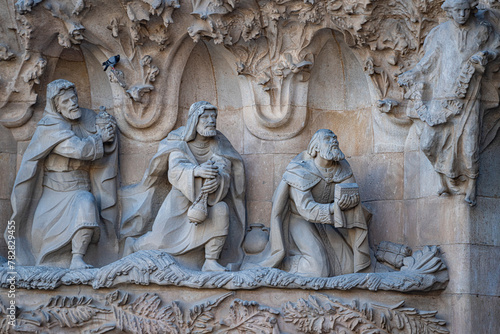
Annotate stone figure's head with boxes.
[442,0,478,25]
[307,129,345,162]
[183,101,218,141]
[46,79,81,121]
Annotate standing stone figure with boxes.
[398,0,500,206]
[7,79,119,269]
[121,101,246,272]
[242,129,371,277]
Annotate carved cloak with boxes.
[7,108,119,266]
[120,127,246,267]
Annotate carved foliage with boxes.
[220,299,280,333]
[282,294,449,334]
[0,292,449,334]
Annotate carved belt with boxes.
[43,170,91,192]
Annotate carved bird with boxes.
[102,55,120,71]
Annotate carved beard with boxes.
[319,144,345,162]
[198,129,217,137]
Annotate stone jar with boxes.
[243,224,270,254]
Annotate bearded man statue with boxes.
[121,101,246,272]
[242,129,371,277]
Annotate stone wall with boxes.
[0,0,499,332]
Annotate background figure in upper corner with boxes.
[398,0,500,206]
[121,101,246,272]
[242,129,371,277]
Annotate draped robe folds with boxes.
[7,108,119,266]
[241,152,371,277]
[407,14,500,179]
[120,128,246,267]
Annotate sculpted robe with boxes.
[242,152,371,277]
[121,127,246,267]
[8,108,118,266]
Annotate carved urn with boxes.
[243,224,270,254]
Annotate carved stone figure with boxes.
[243,129,371,277]
[6,79,119,269]
[122,101,246,272]
[398,0,500,206]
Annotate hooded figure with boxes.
[242,130,371,277]
[6,79,119,269]
[121,101,246,271]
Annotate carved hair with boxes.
[45,79,76,114]
[307,129,336,158]
[441,0,478,11]
[182,101,218,142]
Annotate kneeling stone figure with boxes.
[243,129,371,277]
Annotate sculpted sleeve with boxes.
[207,156,231,206]
[168,150,197,202]
[52,133,104,160]
[289,186,333,225]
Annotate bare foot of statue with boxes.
[202,259,227,272]
[464,179,477,207]
[70,254,93,270]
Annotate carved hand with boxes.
[471,51,489,66]
[194,161,218,179]
[201,176,220,194]
[397,70,416,87]
[100,123,115,143]
[337,194,351,211]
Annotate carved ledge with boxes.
[1,246,447,291]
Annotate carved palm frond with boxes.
[220,299,280,334]
[282,294,449,334]
[35,296,110,329]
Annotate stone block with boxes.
[309,108,373,157]
[247,200,272,227]
[364,200,404,246]
[349,153,404,201]
[470,196,500,246]
[469,244,500,296]
[243,154,274,202]
[0,125,16,154]
[477,133,500,198]
[119,152,156,186]
[273,153,297,190]
[0,153,15,200]
[216,107,244,154]
[439,244,471,295]
[403,149,420,200]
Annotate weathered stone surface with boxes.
[0,0,499,332]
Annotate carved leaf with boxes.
[283,295,449,334]
[106,291,178,334]
[186,292,233,334]
[220,299,280,334]
[36,296,110,328]
[401,246,446,274]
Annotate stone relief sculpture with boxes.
[121,101,246,272]
[242,129,371,277]
[0,291,449,334]
[5,79,119,269]
[398,0,500,206]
